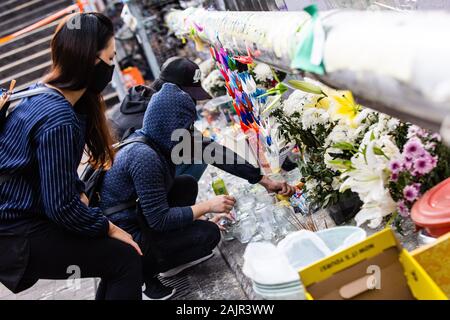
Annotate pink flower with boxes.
[404,138,425,158]
[412,154,436,176]
[390,172,399,182]
[403,185,419,202]
[402,155,414,170]
[431,133,442,142]
[412,183,422,192]
[430,155,438,167]
[425,142,436,151]
[389,160,402,173]
[398,200,410,217]
[408,125,427,138]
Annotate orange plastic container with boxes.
[122,67,145,89]
[411,178,450,237]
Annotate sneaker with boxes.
[142,278,176,300]
[159,252,214,278]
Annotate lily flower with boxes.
[331,91,361,126]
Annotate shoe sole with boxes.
[159,252,214,278]
[142,288,176,301]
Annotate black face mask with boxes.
[89,58,115,94]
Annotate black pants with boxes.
[140,175,221,279]
[18,222,143,300]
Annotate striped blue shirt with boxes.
[0,85,109,237]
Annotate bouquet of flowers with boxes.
[387,125,450,231]
[338,124,401,228]
[266,77,450,231]
[271,85,342,209]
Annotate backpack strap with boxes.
[101,135,158,217]
[9,87,62,102]
[114,135,151,150]
[0,87,64,184]
[114,135,162,155]
[103,200,137,216]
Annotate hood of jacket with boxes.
[138,82,196,155]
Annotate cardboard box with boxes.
[299,228,447,300]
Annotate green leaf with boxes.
[328,159,354,169]
[275,82,288,95]
[332,142,355,151]
[373,146,390,160]
[372,146,385,156]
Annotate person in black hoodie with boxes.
[99,79,295,299]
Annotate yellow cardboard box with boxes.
[299,228,447,300]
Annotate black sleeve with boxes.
[192,130,263,184]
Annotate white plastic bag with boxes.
[242,242,299,285]
[277,230,332,270]
[277,227,367,270]
[316,226,367,253]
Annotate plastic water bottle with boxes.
[211,172,235,241]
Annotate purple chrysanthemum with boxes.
[389,160,402,173]
[402,155,414,170]
[413,157,434,176]
[403,138,425,157]
[398,200,410,217]
[431,133,442,142]
[408,125,427,138]
[412,183,422,192]
[403,185,419,202]
[390,172,399,182]
[430,155,438,167]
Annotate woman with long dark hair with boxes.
[0,13,143,300]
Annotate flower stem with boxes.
[385,211,398,229]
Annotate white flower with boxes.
[339,134,400,228]
[304,178,319,191]
[282,90,312,116]
[202,70,225,97]
[339,151,387,205]
[253,63,274,83]
[387,118,400,131]
[354,108,374,125]
[340,140,388,202]
[378,135,400,159]
[301,108,330,131]
[354,192,397,228]
[369,113,398,138]
[325,124,356,148]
